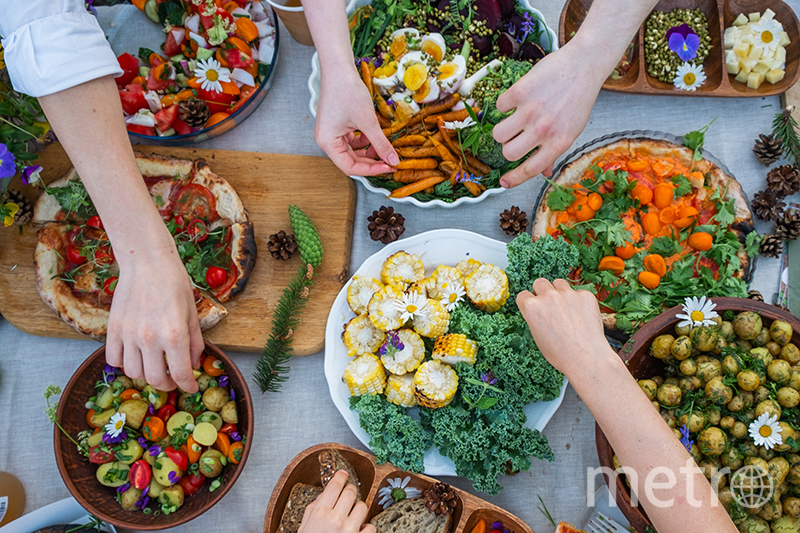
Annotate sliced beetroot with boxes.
[498,0,515,19]
[518,42,545,63]
[497,32,519,58]
[470,34,493,56]
[473,0,501,31]
[505,13,525,36]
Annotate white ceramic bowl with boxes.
[323,229,569,476]
[0,497,117,533]
[308,0,559,209]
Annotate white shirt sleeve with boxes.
[0,0,123,97]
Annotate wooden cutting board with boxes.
[0,143,356,355]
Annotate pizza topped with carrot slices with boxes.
[531,137,758,334]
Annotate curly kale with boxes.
[349,394,432,473]
[506,233,579,302]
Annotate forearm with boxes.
[302,0,358,76]
[572,347,736,532]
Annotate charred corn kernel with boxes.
[408,276,435,297]
[342,315,385,357]
[381,329,425,375]
[385,373,418,407]
[427,265,463,299]
[343,353,386,396]
[368,284,406,331]
[413,360,458,408]
[380,251,425,287]
[432,333,477,366]
[455,258,482,277]
[464,264,509,313]
[412,299,450,338]
[347,276,384,315]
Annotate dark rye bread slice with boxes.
[370,498,452,533]
[319,449,361,500]
[278,483,323,533]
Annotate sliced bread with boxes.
[277,483,323,533]
[370,498,452,533]
[319,449,361,500]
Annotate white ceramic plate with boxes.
[0,497,117,533]
[308,0,559,209]
[324,229,569,476]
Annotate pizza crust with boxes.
[32,168,79,224]
[216,221,258,303]
[191,159,248,224]
[134,152,194,180]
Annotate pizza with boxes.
[532,138,757,334]
[32,152,257,339]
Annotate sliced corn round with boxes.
[381,329,425,375]
[464,263,509,313]
[342,315,386,357]
[455,258,482,277]
[385,373,418,407]
[347,276,384,315]
[368,284,407,331]
[411,298,450,338]
[432,333,478,366]
[343,353,387,396]
[413,360,458,409]
[408,276,435,298]
[427,265,463,299]
[380,251,425,287]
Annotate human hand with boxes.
[492,42,605,188]
[105,243,203,393]
[299,471,375,533]
[314,67,399,176]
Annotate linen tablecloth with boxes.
[2,1,800,531]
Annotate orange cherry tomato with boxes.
[641,212,662,235]
[222,0,239,12]
[638,271,661,290]
[182,435,202,464]
[627,159,648,172]
[214,433,231,457]
[587,192,603,211]
[653,183,674,209]
[203,356,225,377]
[688,232,713,251]
[631,184,653,206]
[130,75,146,85]
[575,205,596,222]
[225,36,252,56]
[86,409,97,428]
[566,195,585,215]
[674,206,699,228]
[659,205,677,224]
[643,254,667,277]
[555,212,570,226]
[119,388,142,402]
[227,441,244,464]
[220,80,240,95]
[470,519,487,533]
[132,0,146,9]
[615,242,635,260]
[142,415,165,441]
[598,256,625,275]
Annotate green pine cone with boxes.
[288,204,323,268]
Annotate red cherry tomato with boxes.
[115,52,140,88]
[155,104,178,132]
[220,47,254,69]
[186,219,208,241]
[129,459,152,490]
[158,404,177,423]
[67,245,86,265]
[124,83,145,94]
[172,116,193,136]
[231,85,258,114]
[212,261,237,295]
[205,266,228,289]
[89,444,114,464]
[165,447,189,471]
[119,90,149,115]
[126,124,155,136]
[219,423,237,436]
[166,390,179,408]
[201,7,234,31]
[196,87,236,115]
[94,244,115,265]
[87,216,104,230]
[178,473,205,496]
[173,184,217,221]
[164,27,186,56]
[103,276,118,296]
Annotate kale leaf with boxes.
[505,233,578,304]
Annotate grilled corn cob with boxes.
[464,264,509,313]
[455,258,482,277]
[343,353,387,396]
[380,251,425,287]
[342,315,385,357]
[381,329,425,375]
[347,276,384,315]
[413,360,458,408]
[408,276,435,297]
[385,373,418,407]
[411,298,450,338]
[427,265,463,299]
[367,284,406,331]
[432,333,478,366]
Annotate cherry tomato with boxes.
[219,47,254,70]
[174,183,217,221]
[119,388,142,402]
[219,423,237,436]
[201,7,234,32]
[178,473,205,496]
[146,66,174,92]
[94,244,115,265]
[87,216,104,230]
[227,441,243,464]
[214,433,231,456]
[158,404,177,423]
[164,27,186,56]
[103,276,118,296]
[155,104,178,132]
[165,447,189,471]
[67,245,86,265]
[182,435,202,464]
[170,215,186,234]
[231,85,257,114]
[186,219,208,241]
[118,90,149,115]
[142,415,165,441]
[129,459,152,490]
[205,266,228,289]
[89,444,114,464]
[126,124,155,136]
[166,391,179,408]
[172,116,193,136]
[202,355,225,377]
[210,260,237,295]
[196,87,236,115]
[115,53,140,88]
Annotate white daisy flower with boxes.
[673,62,706,91]
[749,412,783,450]
[675,296,718,328]
[194,57,231,93]
[443,117,476,130]
[439,282,466,312]
[104,412,126,438]
[752,19,783,51]
[394,291,427,322]
[377,476,422,509]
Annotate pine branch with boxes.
[773,106,800,169]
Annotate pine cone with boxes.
[499,206,529,236]
[775,208,800,240]
[759,234,784,258]
[178,98,210,129]
[267,230,298,260]
[753,133,784,165]
[423,483,457,516]
[748,289,764,302]
[766,165,800,198]
[752,189,786,222]
[5,189,32,225]
[367,206,405,244]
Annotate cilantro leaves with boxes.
[545,182,575,211]
[45,179,97,221]
[671,175,693,197]
[683,118,716,161]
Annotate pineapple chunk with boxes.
[735,69,750,83]
[733,13,749,26]
[766,69,786,84]
[779,31,791,47]
[776,46,787,66]
[724,27,738,49]
[734,42,751,59]
[747,45,763,61]
[753,60,771,75]
[748,12,760,23]
[740,58,757,74]
[762,8,775,22]
[741,32,754,45]
[726,51,740,74]
[747,71,765,89]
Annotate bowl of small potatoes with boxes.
[54,341,253,530]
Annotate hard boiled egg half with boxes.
[389,28,420,59]
[437,55,467,93]
[396,51,440,103]
[372,60,399,94]
[419,33,446,62]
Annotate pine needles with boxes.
[773,106,800,168]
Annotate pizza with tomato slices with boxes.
[532,138,758,334]
[32,153,257,339]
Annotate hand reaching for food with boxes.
[298,471,375,533]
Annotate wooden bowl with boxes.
[559,0,800,97]
[595,297,800,531]
[263,443,532,533]
[54,341,254,530]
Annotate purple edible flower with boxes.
[230,389,236,401]
[21,165,43,185]
[137,437,149,448]
[117,482,131,494]
[492,523,503,530]
[148,403,156,415]
[85,0,97,16]
[667,24,700,61]
[147,444,162,457]
[519,12,535,42]
[679,423,694,452]
[168,471,180,484]
[379,331,404,356]
[456,171,481,184]
[102,429,127,444]
[0,144,15,180]
[481,372,497,386]
[230,431,242,442]
[218,375,229,388]
[142,485,149,498]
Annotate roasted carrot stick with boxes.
[359,60,374,97]
[392,135,428,147]
[375,112,391,129]
[429,136,457,163]
[465,154,491,175]
[397,147,440,158]
[389,176,446,197]
[392,169,442,183]
[395,158,439,170]
[436,118,462,159]
[423,108,474,125]
[407,94,460,127]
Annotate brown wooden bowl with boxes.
[54,341,254,530]
[263,443,533,533]
[595,297,800,532]
[559,0,800,97]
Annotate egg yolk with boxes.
[421,41,443,62]
[390,36,408,59]
[404,63,427,91]
[412,78,431,103]
[438,62,457,80]
[374,61,398,79]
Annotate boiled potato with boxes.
[720,321,736,341]
[779,387,800,409]
[167,411,195,436]
[737,516,770,533]
[706,376,734,405]
[94,386,115,410]
[708,408,722,426]
[788,464,800,484]
[777,423,798,452]
[118,399,149,430]
[202,387,229,412]
[772,321,794,346]
[90,408,115,428]
[721,446,744,470]
[651,335,675,360]
[148,477,166,498]
[141,385,168,409]
[220,401,238,424]
[720,416,736,430]
[199,449,225,478]
[680,359,697,376]
[752,347,774,367]
[178,392,204,415]
[679,377,697,393]
[769,341,784,356]
[114,375,134,390]
[638,379,657,399]
[132,378,147,389]
[754,328,771,347]
[159,484,185,509]
[728,395,745,412]
[679,411,707,433]
[773,457,793,487]
[738,370,762,391]
[671,336,692,360]
[772,515,800,532]
[652,375,665,386]
[193,422,218,446]
[196,372,214,392]
[96,461,130,487]
[691,326,718,352]
[116,438,144,465]
[87,431,104,448]
[735,311,764,340]
[783,345,800,366]
[698,427,728,457]
[697,359,722,385]
[758,498,782,521]
[153,456,182,487]
[120,487,143,511]
[657,383,682,407]
[723,354,740,375]
[196,411,224,431]
[771,360,794,384]
[757,399,782,420]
